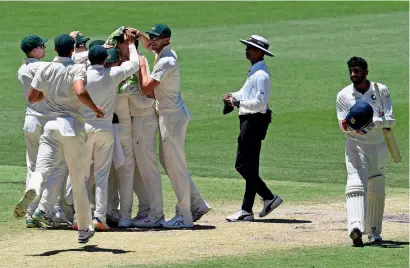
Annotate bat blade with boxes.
[383,129,401,163]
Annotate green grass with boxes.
[125,244,409,268]
[0,1,408,267]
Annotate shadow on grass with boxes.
[27,245,134,256]
[364,240,409,248]
[252,219,312,224]
[40,224,216,232]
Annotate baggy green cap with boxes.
[76,32,90,46]
[89,40,105,49]
[89,45,108,64]
[145,24,171,38]
[54,34,75,54]
[105,47,120,63]
[21,35,48,53]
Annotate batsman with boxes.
[336,56,399,247]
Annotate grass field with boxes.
[0,1,408,267]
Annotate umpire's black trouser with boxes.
[235,111,274,212]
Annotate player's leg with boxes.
[60,123,93,243]
[23,126,42,227]
[345,140,370,247]
[132,114,165,227]
[160,115,196,228]
[15,123,60,219]
[106,163,121,226]
[92,131,114,231]
[365,142,388,242]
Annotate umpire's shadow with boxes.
[363,240,409,248]
[27,245,134,257]
[111,224,216,232]
[252,219,312,224]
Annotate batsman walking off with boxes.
[336,56,397,246]
[223,35,283,222]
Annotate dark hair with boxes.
[347,56,368,70]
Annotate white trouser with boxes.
[24,125,67,216]
[114,96,135,218]
[345,139,387,234]
[107,163,120,214]
[158,109,205,221]
[85,131,114,220]
[28,119,92,231]
[132,112,162,218]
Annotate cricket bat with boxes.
[373,83,401,163]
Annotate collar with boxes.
[352,81,372,96]
[90,64,104,69]
[157,44,172,58]
[249,60,265,73]
[53,56,74,63]
[24,58,40,64]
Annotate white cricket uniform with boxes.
[28,56,92,231]
[129,58,163,218]
[82,45,139,221]
[72,51,90,67]
[151,44,206,222]
[17,58,68,217]
[336,81,395,236]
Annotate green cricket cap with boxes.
[89,40,105,49]
[105,47,119,63]
[89,45,108,64]
[76,33,90,46]
[146,24,171,38]
[54,34,75,53]
[21,35,48,53]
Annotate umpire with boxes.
[223,35,283,222]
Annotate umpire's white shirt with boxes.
[18,58,53,130]
[336,82,394,144]
[231,60,270,115]
[83,45,140,132]
[31,56,86,121]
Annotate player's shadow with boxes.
[252,219,312,224]
[27,245,134,257]
[364,240,409,248]
[111,224,216,232]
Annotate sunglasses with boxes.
[39,44,46,49]
[149,35,161,41]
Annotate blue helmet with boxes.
[346,101,374,130]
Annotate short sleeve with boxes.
[150,57,175,82]
[72,64,86,82]
[30,65,44,92]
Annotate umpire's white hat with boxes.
[240,35,274,57]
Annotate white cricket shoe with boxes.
[368,228,382,243]
[133,215,165,228]
[162,215,194,229]
[226,209,254,222]
[259,195,283,218]
[78,228,94,244]
[14,189,36,218]
[53,207,72,227]
[118,218,134,228]
[192,201,212,222]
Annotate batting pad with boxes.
[365,175,386,235]
[346,185,366,233]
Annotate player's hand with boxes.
[223,93,232,105]
[69,31,80,39]
[95,106,105,118]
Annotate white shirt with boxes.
[83,45,140,132]
[336,81,395,144]
[72,51,90,68]
[231,60,270,115]
[151,44,185,113]
[31,56,86,121]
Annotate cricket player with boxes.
[336,56,396,246]
[136,24,210,228]
[70,31,90,65]
[223,35,283,222]
[17,35,67,228]
[14,34,104,243]
[83,32,140,231]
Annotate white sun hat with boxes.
[239,35,274,57]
